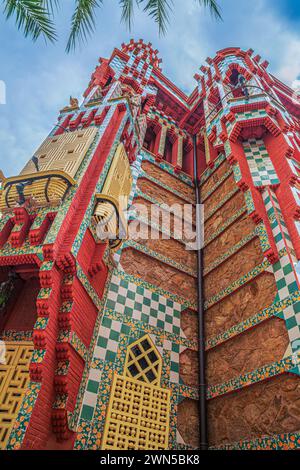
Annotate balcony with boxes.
[91,142,133,252]
[0,171,75,211]
[92,194,127,252]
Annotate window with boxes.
[229,68,248,98]
[125,335,162,385]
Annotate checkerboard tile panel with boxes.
[106,273,182,336]
[243,138,280,187]
[262,189,300,361]
[273,256,299,301]
[163,339,186,384]
[283,303,300,341]
[264,189,297,256]
[263,189,299,299]
[93,317,123,362]
[80,369,103,421]
[79,271,187,424]
[269,190,294,251]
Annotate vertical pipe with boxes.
[193,134,208,451]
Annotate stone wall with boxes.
[177,399,200,448]
[204,191,245,237]
[201,156,292,449]
[129,222,196,270]
[123,162,197,303]
[206,317,289,385]
[204,238,264,299]
[208,374,300,447]
[137,178,191,206]
[181,309,198,342]
[142,161,195,200]
[121,242,197,302]
[204,214,256,266]
[205,273,277,337]
[180,349,199,387]
[202,174,236,209]
[201,160,231,197]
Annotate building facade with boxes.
[0,40,300,450]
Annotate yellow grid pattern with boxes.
[0,341,33,450]
[101,374,170,450]
[102,335,170,450]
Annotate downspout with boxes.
[193,134,208,451]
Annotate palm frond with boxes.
[196,0,222,20]
[42,0,59,16]
[119,0,136,30]
[140,0,172,35]
[3,0,57,42]
[66,0,102,53]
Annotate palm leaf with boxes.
[3,0,57,42]
[42,0,59,15]
[120,0,136,30]
[66,0,102,53]
[196,0,222,20]
[140,0,172,35]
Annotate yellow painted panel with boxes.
[0,171,76,210]
[0,342,33,450]
[102,143,133,206]
[93,143,133,251]
[21,128,97,179]
[101,374,170,451]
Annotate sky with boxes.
[1,0,300,175]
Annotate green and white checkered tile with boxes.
[80,369,102,421]
[106,273,182,336]
[243,139,279,187]
[163,339,185,384]
[287,157,300,179]
[149,333,164,357]
[262,189,300,364]
[268,190,293,238]
[264,189,296,255]
[272,255,299,301]
[282,303,300,344]
[264,190,299,300]
[94,317,123,362]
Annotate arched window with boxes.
[163,133,173,164]
[143,126,157,153]
[229,68,249,99]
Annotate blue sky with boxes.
[1,0,300,175]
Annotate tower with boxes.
[0,40,299,451]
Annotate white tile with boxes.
[89,369,102,382]
[93,346,106,360]
[84,391,98,407]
